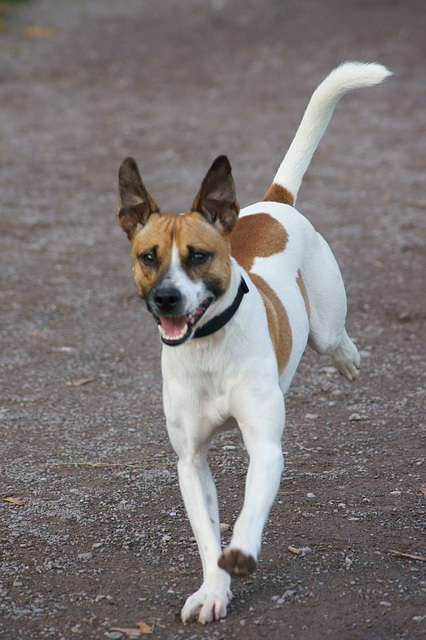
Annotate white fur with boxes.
[158,62,389,624]
[163,241,209,314]
[273,61,391,202]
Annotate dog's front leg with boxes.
[176,452,232,624]
[219,383,285,577]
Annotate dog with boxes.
[116,62,391,624]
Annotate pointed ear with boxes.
[117,157,159,239]
[192,155,239,232]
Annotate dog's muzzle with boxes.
[147,286,213,346]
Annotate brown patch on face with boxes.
[129,211,232,299]
[263,183,294,206]
[174,212,233,293]
[129,212,173,297]
[230,213,288,273]
[249,273,292,374]
[296,269,310,319]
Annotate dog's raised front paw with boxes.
[181,584,233,625]
[218,548,257,577]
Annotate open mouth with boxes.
[156,298,213,346]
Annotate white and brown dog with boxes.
[117,62,390,624]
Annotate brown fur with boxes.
[296,269,310,319]
[263,183,294,206]
[230,213,289,273]
[249,274,292,374]
[130,211,232,298]
[230,213,292,373]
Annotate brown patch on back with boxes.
[249,273,292,374]
[296,269,310,319]
[230,213,288,273]
[263,183,294,206]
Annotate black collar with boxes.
[193,276,249,339]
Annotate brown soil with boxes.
[0,1,425,639]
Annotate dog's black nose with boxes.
[154,287,182,314]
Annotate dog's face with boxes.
[117,156,239,345]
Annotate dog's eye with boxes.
[139,252,157,266]
[189,251,211,266]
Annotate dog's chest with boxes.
[162,340,245,427]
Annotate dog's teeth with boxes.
[158,322,189,341]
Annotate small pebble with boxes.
[349,413,362,421]
[14,609,32,616]
[95,594,107,603]
[300,546,312,555]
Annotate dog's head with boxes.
[117,155,239,345]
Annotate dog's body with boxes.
[117,62,391,624]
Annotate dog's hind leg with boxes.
[302,230,361,381]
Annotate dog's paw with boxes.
[331,335,361,382]
[181,584,232,625]
[218,548,257,577]
[336,358,361,382]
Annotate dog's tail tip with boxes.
[334,60,393,85]
[264,61,392,206]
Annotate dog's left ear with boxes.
[117,157,159,239]
[192,155,239,233]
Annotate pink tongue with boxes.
[159,315,187,338]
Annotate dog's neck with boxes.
[196,259,244,333]
[193,275,249,339]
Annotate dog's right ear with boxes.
[117,157,159,239]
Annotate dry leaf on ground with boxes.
[390,550,426,561]
[24,25,58,39]
[4,497,25,506]
[419,488,426,499]
[72,377,96,387]
[109,622,152,637]
[287,545,302,555]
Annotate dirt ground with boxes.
[0,0,425,638]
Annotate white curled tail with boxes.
[264,62,392,205]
